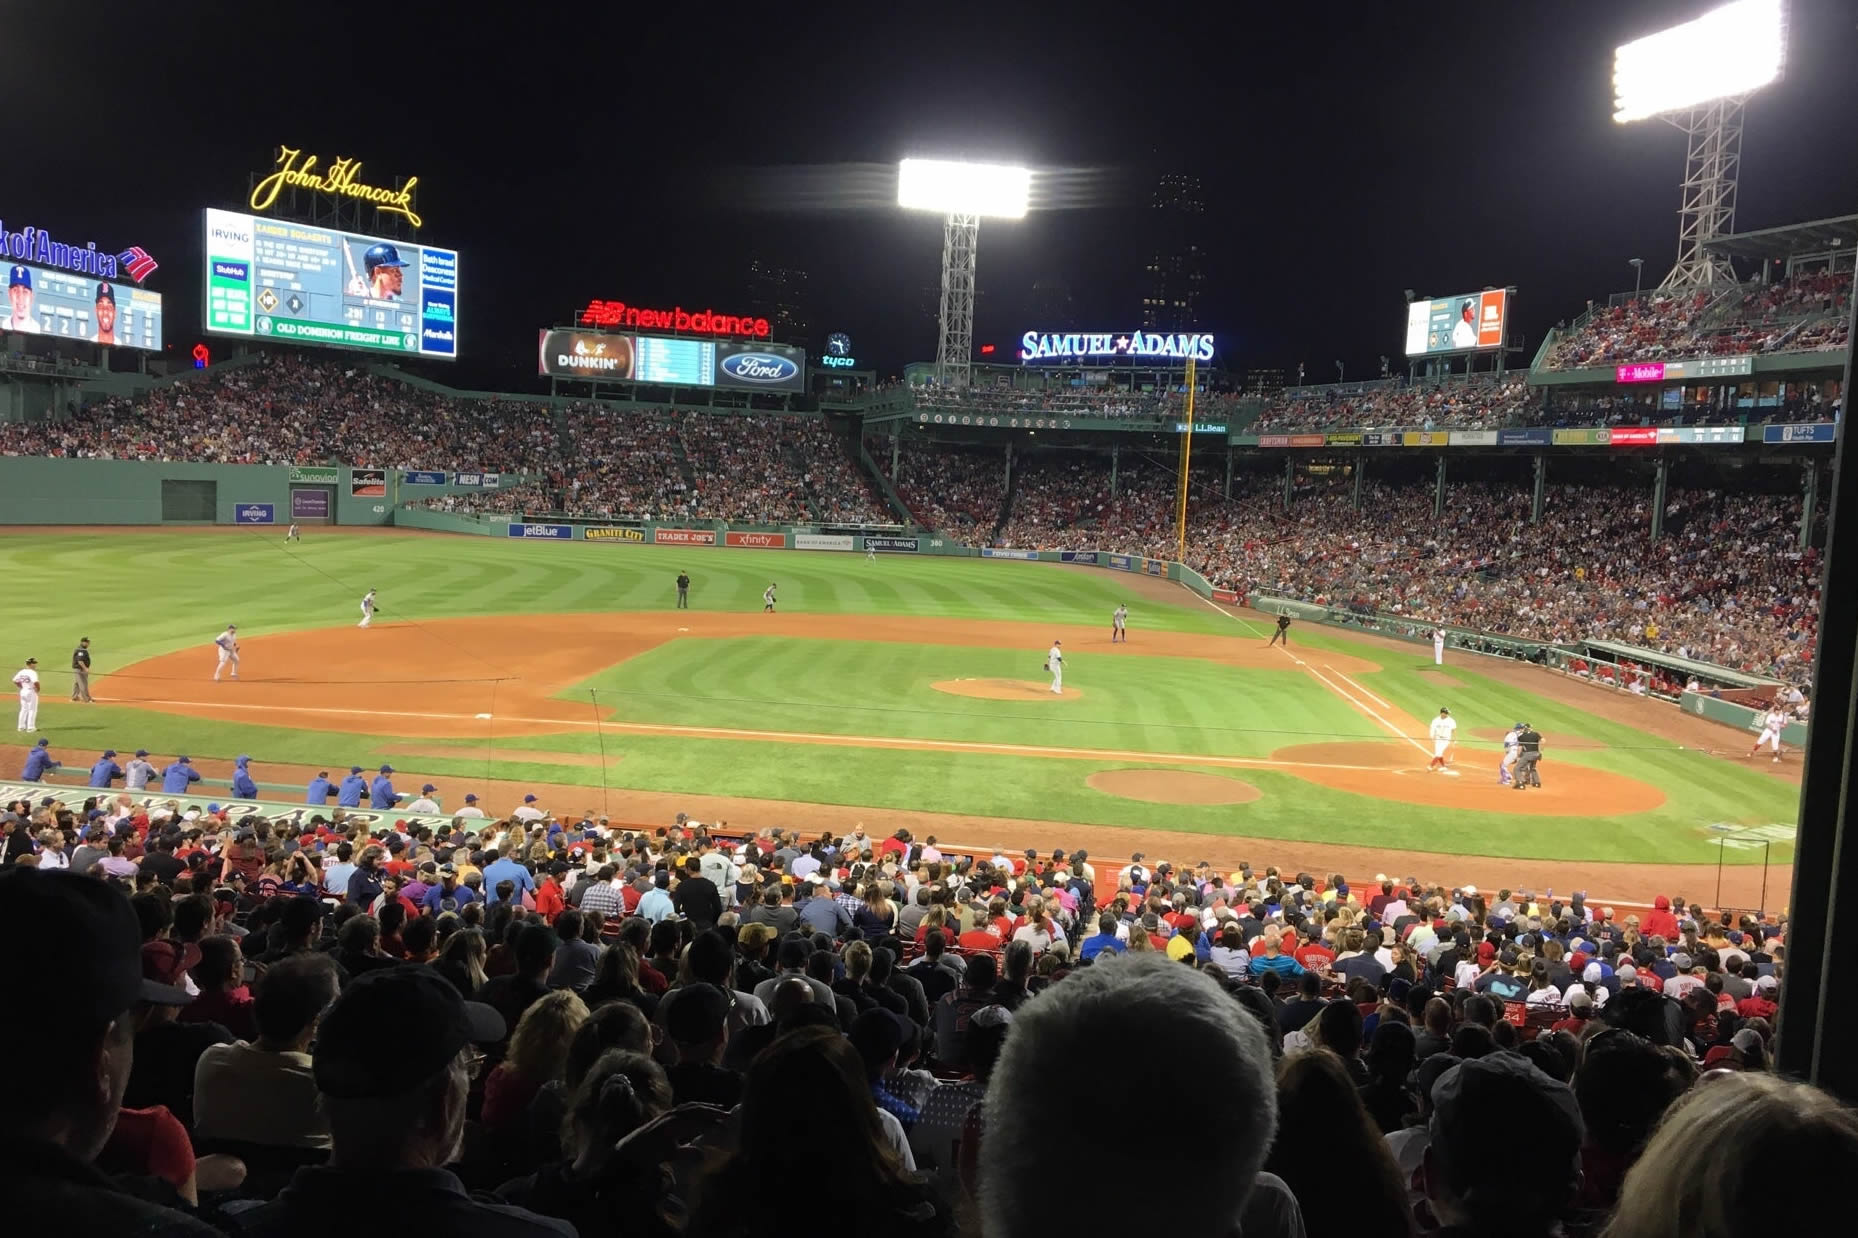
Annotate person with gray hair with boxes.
[981,953,1301,1236]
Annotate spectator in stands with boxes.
[235,966,571,1236]
[1265,1049,1414,1238]
[125,942,231,1127]
[482,990,589,1160]
[1604,1072,1858,1238]
[983,954,1300,1236]
[192,952,339,1152]
[478,922,557,1047]
[1424,1054,1583,1238]
[660,983,743,1108]
[0,868,221,1236]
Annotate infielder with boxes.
[763,583,777,613]
[1499,722,1522,786]
[213,624,240,680]
[1427,707,1456,772]
[13,656,40,731]
[1751,707,1787,763]
[359,588,378,628]
[1432,627,1446,666]
[1047,640,1065,695]
[1112,605,1128,643]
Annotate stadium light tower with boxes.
[1613,0,1788,290]
[898,158,1031,388]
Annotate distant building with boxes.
[1029,277,1076,328]
[1141,172,1206,332]
[746,260,812,342]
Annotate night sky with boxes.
[10,0,1856,389]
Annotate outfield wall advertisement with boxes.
[795,533,854,551]
[654,528,717,546]
[864,536,919,552]
[1404,289,1508,355]
[727,531,787,548]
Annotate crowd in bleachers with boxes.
[1248,378,1536,434]
[1543,272,1851,371]
[0,355,560,472]
[911,383,1247,424]
[874,441,1008,535]
[7,795,1845,1238]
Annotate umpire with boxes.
[70,636,93,703]
[1514,723,1543,790]
[676,570,691,609]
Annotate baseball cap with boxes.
[378,765,394,774]
[1566,989,1594,1011]
[524,794,537,803]
[24,657,37,666]
[662,982,731,1046]
[1755,975,1778,994]
[1429,1054,1583,1190]
[102,749,117,758]
[280,896,327,936]
[362,242,408,271]
[849,1007,908,1067]
[1672,952,1694,971]
[8,264,30,289]
[350,766,363,774]
[421,784,437,793]
[95,281,114,303]
[135,749,149,757]
[33,738,47,748]
[0,869,192,1035]
[312,967,504,1099]
[464,794,478,802]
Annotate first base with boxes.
[474,712,493,720]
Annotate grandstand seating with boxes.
[1543,272,1851,371]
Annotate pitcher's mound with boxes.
[1087,769,1261,805]
[933,678,1082,701]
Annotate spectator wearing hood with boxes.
[230,756,258,799]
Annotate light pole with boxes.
[897,159,1031,389]
[1630,257,1645,297]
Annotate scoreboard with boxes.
[203,208,457,359]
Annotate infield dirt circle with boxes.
[933,678,1080,701]
[1087,769,1262,805]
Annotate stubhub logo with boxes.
[720,352,798,384]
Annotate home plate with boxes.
[475,713,492,720]
[678,627,689,632]
[1440,769,1460,777]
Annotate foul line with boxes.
[1182,586,1432,758]
[1329,666,1391,710]
[98,693,1404,776]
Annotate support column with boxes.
[1651,457,1669,541]
[1434,456,1447,519]
[1283,456,1293,510]
[1532,454,1546,524]
[1004,440,1014,492]
[1225,449,1234,499]
[1110,444,1119,498]
[1353,456,1365,510]
[891,428,900,479]
[1803,461,1819,551]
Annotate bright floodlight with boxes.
[897,159,1030,219]
[1613,0,1786,122]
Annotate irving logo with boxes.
[118,246,159,282]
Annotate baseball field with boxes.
[1,528,1800,905]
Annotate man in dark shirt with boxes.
[671,857,722,930]
[0,868,223,1237]
[660,983,743,1108]
[1278,972,1326,1034]
[1515,725,1543,789]
[126,941,233,1127]
[908,930,964,1006]
[70,636,93,703]
[1267,612,1291,646]
[477,923,556,1059]
[235,966,571,1237]
[675,571,691,609]
[140,834,186,886]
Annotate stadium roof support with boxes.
[936,213,980,390]
[1702,214,1858,265]
[898,159,1030,390]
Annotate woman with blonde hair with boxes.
[436,926,489,997]
[1011,898,1058,955]
[1603,1073,1858,1238]
[483,989,589,1169]
[34,828,69,869]
[1123,921,1155,953]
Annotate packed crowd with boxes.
[991,453,1113,548]
[1543,272,1851,370]
[911,384,1247,423]
[0,354,561,473]
[1248,378,1535,434]
[874,441,1008,535]
[6,801,1848,1238]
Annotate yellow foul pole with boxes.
[1176,356,1196,565]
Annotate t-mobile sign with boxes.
[290,488,330,519]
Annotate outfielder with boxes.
[763,583,777,613]
[1750,706,1787,763]
[287,521,301,542]
[359,588,377,628]
[13,656,40,731]
[1047,640,1065,695]
[1432,627,1446,666]
[1427,707,1456,772]
[866,542,878,563]
[1499,722,1522,786]
[213,625,239,680]
[1112,605,1128,643]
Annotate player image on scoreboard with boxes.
[345,241,409,302]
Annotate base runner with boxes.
[213,625,239,680]
[1499,722,1522,786]
[1427,707,1456,772]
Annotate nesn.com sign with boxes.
[507,523,573,539]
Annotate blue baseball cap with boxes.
[177,755,190,763]
[102,749,116,758]
[135,749,148,757]
[379,764,395,774]
[421,784,436,793]
[464,794,478,802]
[8,265,30,289]
[363,243,407,271]
[350,766,363,774]
[524,794,537,803]
[95,281,114,304]
[35,738,48,747]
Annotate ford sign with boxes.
[720,353,800,385]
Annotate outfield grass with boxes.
[0,530,1800,862]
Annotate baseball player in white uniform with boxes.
[1427,707,1457,772]
[359,589,377,628]
[1047,640,1064,694]
[287,521,301,542]
[1432,627,1446,666]
[866,542,877,563]
[1499,723,1522,786]
[1112,605,1128,643]
[13,656,41,731]
[213,625,240,680]
[763,583,777,613]
[1751,707,1787,763]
